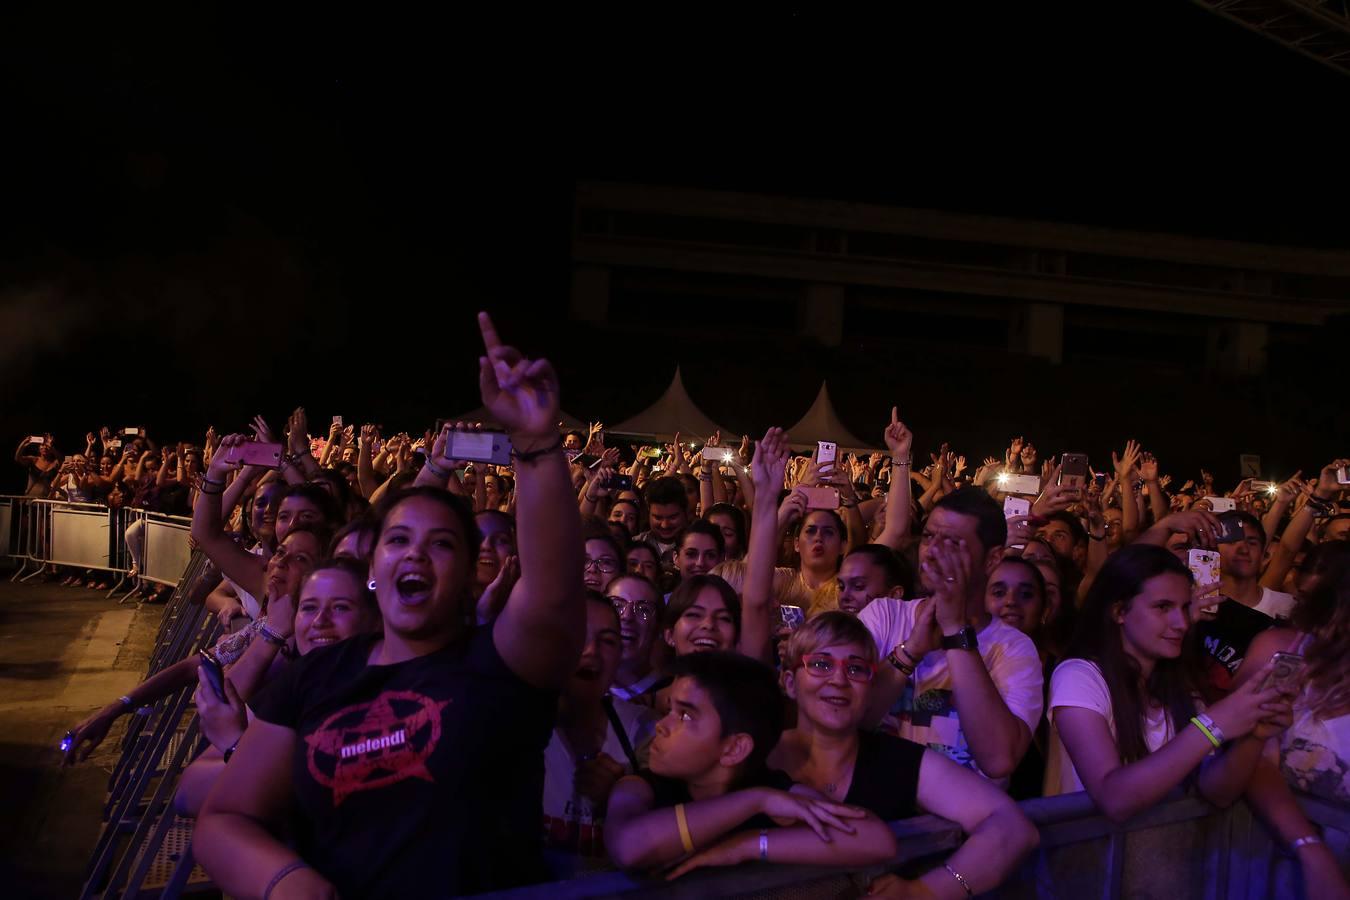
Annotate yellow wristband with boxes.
[675,803,694,853]
[1190,716,1221,749]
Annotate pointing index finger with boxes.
[477,311,502,352]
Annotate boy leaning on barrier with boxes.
[604,650,897,879]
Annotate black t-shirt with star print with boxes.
[251,627,557,898]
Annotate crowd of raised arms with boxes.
[24,312,1350,899]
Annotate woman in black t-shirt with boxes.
[768,612,1040,898]
[195,314,588,899]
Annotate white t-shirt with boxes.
[857,597,1044,781]
[541,699,655,875]
[226,544,268,621]
[1255,587,1295,620]
[1044,658,1178,796]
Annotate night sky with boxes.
[3,4,1348,485]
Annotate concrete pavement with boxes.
[0,576,162,900]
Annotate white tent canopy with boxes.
[611,367,734,442]
[786,382,877,451]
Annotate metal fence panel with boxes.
[50,504,114,571]
[142,516,192,586]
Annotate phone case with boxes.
[801,486,840,509]
[1187,549,1221,589]
[817,441,837,467]
[779,605,805,630]
[1003,497,1031,519]
[225,442,284,469]
[1263,651,1306,692]
[1206,497,1237,513]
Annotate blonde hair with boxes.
[784,610,878,672]
[709,561,813,611]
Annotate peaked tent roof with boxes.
[611,367,734,442]
[450,406,586,431]
[786,382,877,451]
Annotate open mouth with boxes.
[574,661,601,680]
[396,572,434,606]
[620,629,638,646]
[820,696,850,708]
[691,636,721,650]
[307,633,338,647]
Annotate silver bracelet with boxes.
[944,863,973,897]
[1291,834,1323,851]
[759,829,769,861]
[423,458,449,479]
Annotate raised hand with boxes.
[250,415,276,445]
[777,487,809,530]
[1314,459,1350,500]
[1020,441,1037,470]
[921,537,973,632]
[883,407,913,460]
[1113,439,1142,481]
[477,311,561,442]
[751,427,790,493]
[1138,452,1160,482]
[287,407,310,455]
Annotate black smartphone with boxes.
[198,650,227,701]
[613,474,634,493]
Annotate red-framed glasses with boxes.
[800,653,876,683]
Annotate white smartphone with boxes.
[1205,496,1236,513]
[123,427,141,436]
[1003,497,1031,520]
[1338,466,1350,485]
[1002,474,1042,496]
[817,441,837,469]
[26,435,44,446]
[703,447,736,464]
[332,415,343,426]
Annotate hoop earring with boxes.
[368,579,377,592]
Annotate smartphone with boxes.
[638,447,662,460]
[1058,453,1090,490]
[817,441,837,469]
[1003,497,1031,520]
[800,486,840,510]
[1215,515,1246,543]
[612,474,634,493]
[59,731,74,754]
[1187,549,1221,591]
[332,415,343,427]
[703,447,736,464]
[1093,472,1108,489]
[573,453,599,469]
[107,439,122,451]
[444,430,513,466]
[1261,651,1305,694]
[1002,474,1042,496]
[1339,466,1350,486]
[198,650,227,701]
[1252,481,1278,495]
[779,604,805,632]
[224,441,284,469]
[1205,496,1236,513]
[26,434,44,446]
[123,427,141,436]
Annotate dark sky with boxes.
[2,4,1347,472]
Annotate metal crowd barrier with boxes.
[476,790,1350,900]
[80,555,221,900]
[0,496,193,597]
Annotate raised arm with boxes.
[1260,471,1301,545]
[191,434,268,599]
[874,407,914,552]
[477,312,585,690]
[931,539,1032,779]
[1112,441,1142,542]
[740,427,790,665]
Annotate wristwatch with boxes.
[940,626,979,652]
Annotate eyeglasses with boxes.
[584,557,620,574]
[611,597,657,622]
[800,654,876,683]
